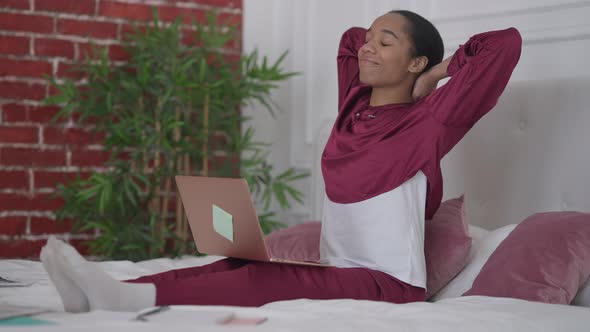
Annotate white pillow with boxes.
[572,278,590,307]
[468,224,490,243]
[430,224,517,301]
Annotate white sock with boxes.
[53,242,156,312]
[40,239,90,313]
[48,236,85,266]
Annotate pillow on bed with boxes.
[265,221,321,262]
[468,224,490,243]
[424,195,472,298]
[463,211,590,304]
[572,277,590,307]
[265,195,472,300]
[430,224,517,301]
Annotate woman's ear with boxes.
[408,56,429,74]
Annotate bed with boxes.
[1,251,589,331]
[2,78,590,330]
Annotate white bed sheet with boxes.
[1,256,589,332]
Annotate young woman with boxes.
[41,10,521,312]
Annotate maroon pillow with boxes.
[265,196,471,299]
[463,211,590,304]
[424,195,472,298]
[265,221,321,262]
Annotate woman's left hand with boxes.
[412,56,452,101]
[412,72,439,101]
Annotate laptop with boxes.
[175,176,329,267]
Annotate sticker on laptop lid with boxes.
[212,204,234,242]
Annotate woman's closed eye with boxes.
[364,39,391,47]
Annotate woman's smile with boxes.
[359,56,380,67]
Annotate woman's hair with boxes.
[388,10,444,73]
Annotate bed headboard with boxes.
[311,78,590,230]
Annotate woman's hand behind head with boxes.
[412,56,451,101]
[412,72,439,101]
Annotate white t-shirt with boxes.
[319,170,428,289]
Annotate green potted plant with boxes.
[43,11,308,261]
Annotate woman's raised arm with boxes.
[337,27,367,111]
[419,27,523,128]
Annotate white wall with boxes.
[243,0,590,225]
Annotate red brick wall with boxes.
[0,0,242,258]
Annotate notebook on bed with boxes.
[175,176,328,267]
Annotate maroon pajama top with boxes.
[323,27,522,219]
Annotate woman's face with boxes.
[358,13,418,88]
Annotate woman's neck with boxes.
[369,85,414,107]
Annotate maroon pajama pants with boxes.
[125,258,425,307]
